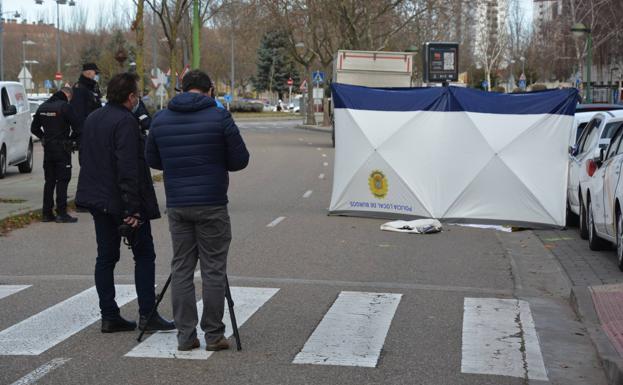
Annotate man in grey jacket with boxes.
[146,70,249,351]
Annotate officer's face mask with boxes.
[131,94,140,114]
[94,74,100,82]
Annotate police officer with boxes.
[71,62,102,124]
[31,87,81,223]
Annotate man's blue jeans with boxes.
[91,210,156,320]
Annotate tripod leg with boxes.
[225,275,242,351]
[137,273,172,342]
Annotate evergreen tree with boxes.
[253,30,299,100]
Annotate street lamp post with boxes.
[571,22,593,103]
[611,66,620,104]
[21,40,36,91]
[36,0,76,86]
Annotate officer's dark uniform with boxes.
[31,91,81,222]
[70,67,102,124]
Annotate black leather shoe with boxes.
[139,312,175,332]
[55,214,78,223]
[101,316,137,333]
[41,214,56,222]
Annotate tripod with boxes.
[137,274,242,351]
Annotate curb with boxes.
[296,124,332,133]
[571,285,623,385]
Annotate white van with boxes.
[0,82,33,178]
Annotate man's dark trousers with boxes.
[168,205,231,347]
[42,147,71,216]
[91,210,157,319]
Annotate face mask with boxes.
[131,96,140,114]
[94,74,100,82]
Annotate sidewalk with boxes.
[534,228,623,384]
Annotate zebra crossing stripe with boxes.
[292,291,402,368]
[9,357,71,385]
[461,298,548,381]
[0,285,136,355]
[0,285,31,300]
[125,287,279,359]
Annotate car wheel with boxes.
[18,140,33,173]
[588,199,607,251]
[579,195,588,239]
[0,145,6,179]
[617,212,623,271]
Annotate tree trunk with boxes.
[169,42,178,97]
[136,0,145,92]
[305,67,316,125]
[486,70,491,91]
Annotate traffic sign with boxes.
[312,71,325,84]
[54,72,62,80]
[287,78,294,86]
[300,79,307,92]
[224,94,232,103]
[155,84,167,97]
[518,79,526,89]
[44,80,53,89]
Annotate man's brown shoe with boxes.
[206,337,229,351]
[177,338,200,351]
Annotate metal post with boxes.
[0,0,4,81]
[230,1,234,99]
[21,41,24,85]
[192,0,200,70]
[586,32,592,103]
[56,1,61,86]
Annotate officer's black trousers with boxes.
[42,150,72,216]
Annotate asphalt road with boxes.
[0,120,608,385]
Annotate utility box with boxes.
[333,50,415,88]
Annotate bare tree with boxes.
[145,0,192,95]
[473,0,509,91]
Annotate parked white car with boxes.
[583,119,623,268]
[0,82,33,178]
[569,110,623,236]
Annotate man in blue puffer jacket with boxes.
[146,70,249,352]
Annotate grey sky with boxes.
[2,0,534,31]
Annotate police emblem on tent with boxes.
[369,170,388,199]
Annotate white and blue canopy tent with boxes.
[329,84,578,228]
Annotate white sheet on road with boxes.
[125,287,279,360]
[329,84,577,228]
[293,291,402,368]
[461,297,548,381]
[0,285,136,355]
[380,219,442,234]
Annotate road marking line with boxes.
[321,154,327,157]
[318,173,325,179]
[323,162,328,167]
[9,357,71,385]
[316,147,321,151]
[126,287,279,359]
[266,216,286,227]
[0,285,31,300]
[298,138,303,141]
[293,291,402,368]
[0,285,136,355]
[303,190,313,198]
[461,298,548,381]
[307,142,313,145]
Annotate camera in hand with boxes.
[119,220,142,247]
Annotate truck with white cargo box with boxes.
[330,50,415,146]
